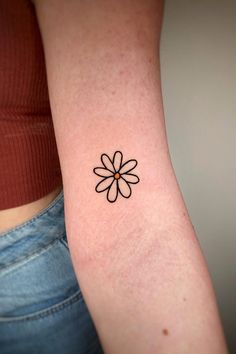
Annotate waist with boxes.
[0,188,65,274]
[0,186,63,234]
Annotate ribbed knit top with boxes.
[0,0,62,210]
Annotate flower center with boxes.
[114,172,121,180]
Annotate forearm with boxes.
[57,122,227,354]
[34,1,228,352]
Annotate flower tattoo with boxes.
[93,151,140,203]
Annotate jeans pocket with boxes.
[0,236,82,322]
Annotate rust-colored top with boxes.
[0,0,62,210]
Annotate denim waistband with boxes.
[0,189,65,271]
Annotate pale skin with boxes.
[0,186,62,234]
[17,0,228,352]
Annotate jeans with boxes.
[0,189,103,354]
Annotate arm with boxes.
[33,1,228,352]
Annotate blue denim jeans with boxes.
[0,189,103,354]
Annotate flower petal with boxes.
[122,173,140,184]
[113,151,123,172]
[101,154,115,172]
[107,179,118,202]
[96,176,114,192]
[119,159,137,174]
[93,167,113,177]
[118,177,132,198]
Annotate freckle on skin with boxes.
[183,297,186,302]
[162,329,169,336]
[119,70,124,75]
[111,91,116,95]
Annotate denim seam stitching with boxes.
[0,232,65,273]
[0,290,82,323]
[0,190,64,238]
[59,237,69,250]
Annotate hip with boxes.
[0,189,103,354]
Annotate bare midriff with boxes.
[0,185,63,235]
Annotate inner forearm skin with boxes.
[62,130,226,354]
[34,0,228,352]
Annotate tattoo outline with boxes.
[93,151,140,203]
